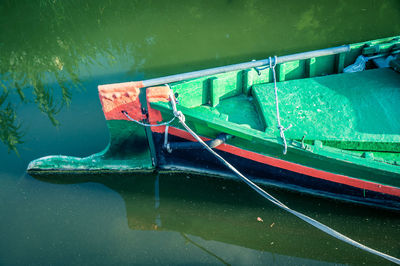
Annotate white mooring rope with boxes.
[269,56,292,155]
[166,87,400,265]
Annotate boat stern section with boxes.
[27,81,155,174]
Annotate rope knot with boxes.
[269,56,278,69]
[174,110,185,123]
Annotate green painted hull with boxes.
[28,36,400,209]
[28,119,154,174]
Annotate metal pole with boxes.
[138,45,350,87]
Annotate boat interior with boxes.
[151,37,400,166]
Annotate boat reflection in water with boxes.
[32,172,399,265]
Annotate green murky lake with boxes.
[1,0,399,265]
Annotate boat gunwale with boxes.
[151,100,400,177]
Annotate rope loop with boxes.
[122,110,175,127]
[269,56,278,69]
[163,125,172,153]
[174,110,185,123]
[167,84,186,123]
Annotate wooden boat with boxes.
[28,36,400,211]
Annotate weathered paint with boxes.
[98,81,144,121]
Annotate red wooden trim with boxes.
[98,81,144,121]
[159,126,400,197]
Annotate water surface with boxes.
[1,0,399,265]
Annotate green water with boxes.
[1,0,399,265]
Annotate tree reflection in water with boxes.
[0,0,116,152]
[0,91,23,154]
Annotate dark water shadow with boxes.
[30,171,400,265]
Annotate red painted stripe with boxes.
[162,126,400,197]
